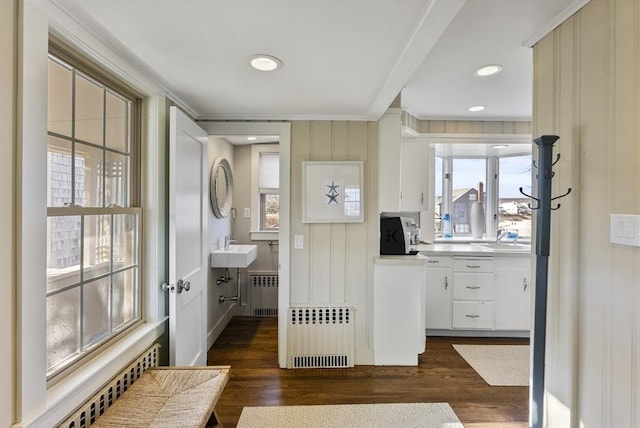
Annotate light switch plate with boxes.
[244,208,251,218]
[294,234,304,249]
[610,214,640,246]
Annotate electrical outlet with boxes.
[244,208,251,218]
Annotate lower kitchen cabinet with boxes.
[494,257,532,331]
[424,257,452,329]
[424,254,531,335]
[373,257,427,365]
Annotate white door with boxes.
[168,106,208,366]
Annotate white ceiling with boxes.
[51,0,587,123]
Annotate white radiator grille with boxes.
[287,307,355,369]
[250,273,278,317]
[58,344,160,428]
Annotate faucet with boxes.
[224,235,237,250]
[496,229,518,245]
[496,229,509,245]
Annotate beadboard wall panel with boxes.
[289,121,378,360]
[533,0,640,426]
[401,113,532,135]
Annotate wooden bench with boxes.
[59,345,229,428]
[92,366,230,428]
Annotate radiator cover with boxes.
[58,344,160,428]
[249,272,278,317]
[287,307,355,369]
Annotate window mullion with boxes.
[71,70,77,206]
[79,214,85,352]
[486,157,499,238]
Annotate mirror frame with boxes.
[210,157,234,218]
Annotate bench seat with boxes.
[92,366,229,428]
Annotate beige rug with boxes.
[452,344,530,386]
[237,402,463,428]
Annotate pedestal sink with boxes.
[210,244,257,268]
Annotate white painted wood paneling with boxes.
[533,0,640,425]
[0,1,17,426]
[290,120,378,363]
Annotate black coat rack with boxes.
[519,135,571,428]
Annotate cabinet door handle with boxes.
[465,314,480,318]
[428,260,440,264]
[466,285,480,290]
[466,265,481,269]
[420,192,424,205]
[444,276,448,290]
[523,278,528,291]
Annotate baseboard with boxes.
[207,303,236,350]
[426,329,530,339]
[355,347,375,365]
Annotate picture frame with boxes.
[302,161,364,223]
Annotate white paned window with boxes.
[259,152,280,230]
[434,149,532,240]
[251,144,280,238]
[46,53,141,378]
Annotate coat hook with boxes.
[519,187,540,210]
[519,187,538,201]
[532,160,538,169]
[551,153,562,166]
[551,187,572,202]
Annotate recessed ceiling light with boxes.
[250,54,282,72]
[474,64,503,77]
[468,105,485,112]
[492,144,508,149]
[247,136,257,141]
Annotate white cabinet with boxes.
[422,254,531,334]
[494,257,531,330]
[425,256,452,329]
[373,258,427,365]
[451,257,494,329]
[400,141,429,211]
[452,301,494,329]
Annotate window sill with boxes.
[250,230,279,241]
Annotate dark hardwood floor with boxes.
[207,317,529,427]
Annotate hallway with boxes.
[207,317,528,427]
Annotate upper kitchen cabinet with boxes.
[401,141,430,212]
[378,108,403,212]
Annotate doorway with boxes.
[198,121,291,368]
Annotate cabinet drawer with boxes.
[453,273,494,300]
[453,257,494,273]
[424,256,452,267]
[452,301,494,329]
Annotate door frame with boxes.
[198,121,291,368]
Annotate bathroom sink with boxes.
[471,242,532,253]
[211,244,257,268]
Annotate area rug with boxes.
[237,402,463,428]
[452,344,530,386]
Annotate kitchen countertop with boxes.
[412,242,532,257]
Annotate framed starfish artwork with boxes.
[302,161,364,223]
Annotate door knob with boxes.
[177,279,191,293]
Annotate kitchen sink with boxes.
[471,242,532,253]
[211,244,258,268]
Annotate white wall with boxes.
[11,1,170,426]
[290,120,379,364]
[1,0,17,425]
[534,0,640,426]
[206,136,236,348]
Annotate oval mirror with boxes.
[210,157,234,218]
